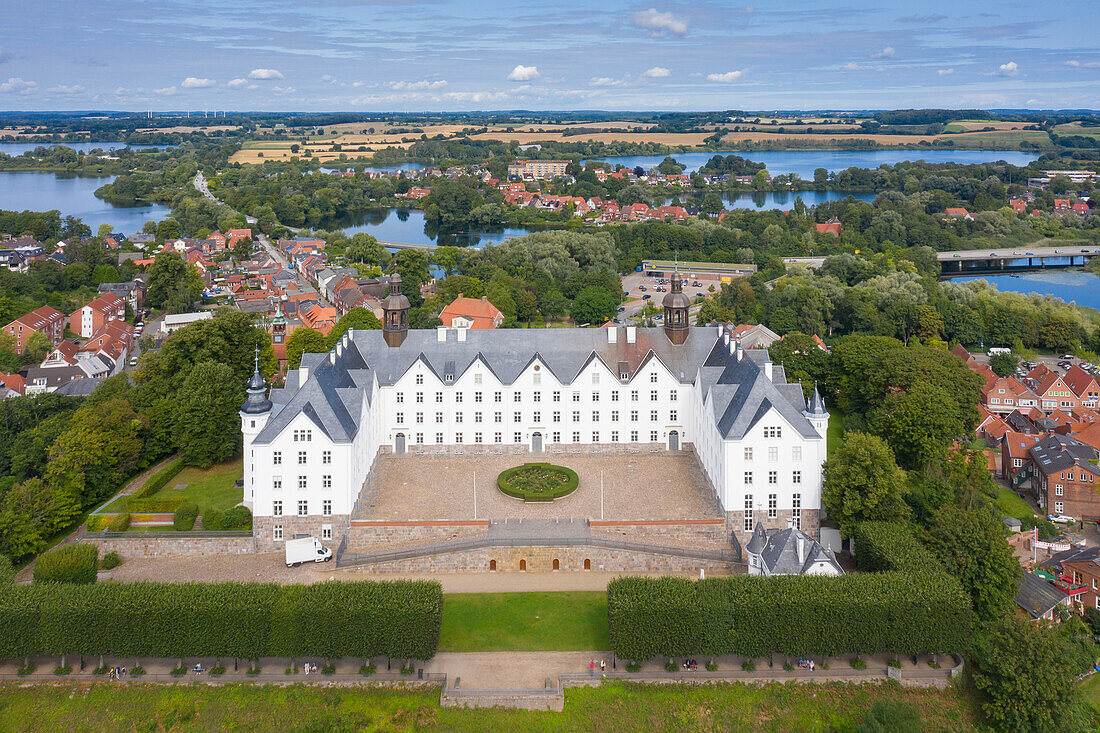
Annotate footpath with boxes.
[0,651,960,712]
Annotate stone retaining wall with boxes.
[727,509,821,544]
[341,544,731,574]
[348,521,490,549]
[82,534,255,558]
[589,520,728,546]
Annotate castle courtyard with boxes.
[358,451,723,522]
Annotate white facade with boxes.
[241,325,828,544]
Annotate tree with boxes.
[21,331,52,365]
[822,432,910,536]
[146,251,202,310]
[925,506,1020,618]
[570,286,617,326]
[286,327,327,370]
[655,156,686,175]
[174,361,242,467]
[989,352,1020,378]
[324,307,381,348]
[969,618,1087,733]
[871,382,964,468]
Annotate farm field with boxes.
[439,592,609,652]
[0,680,979,732]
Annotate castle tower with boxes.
[802,383,830,439]
[240,349,272,511]
[661,269,691,345]
[382,273,410,347]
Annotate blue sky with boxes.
[2,0,1099,111]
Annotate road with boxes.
[193,171,258,226]
[936,245,1097,261]
[256,233,334,308]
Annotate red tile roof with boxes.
[439,295,504,329]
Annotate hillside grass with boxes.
[0,680,979,732]
[440,591,609,652]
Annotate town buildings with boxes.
[439,295,504,329]
[507,160,569,180]
[2,305,66,353]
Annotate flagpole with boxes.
[473,470,477,520]
[600,471,604,521]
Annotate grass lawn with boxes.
[0,680,978,732]
[826,409,845,457]
[1082,674,1100,715]
[155,458,244,514]
[997,488,1038,522]
[439,592,609,652]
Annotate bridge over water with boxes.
[782,245,1098,276]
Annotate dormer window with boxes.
[445,374,454,383]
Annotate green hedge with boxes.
[851,522,944,574]
[607,575,971,661]
[173,503,199,531]
[0,556,14,586]
[106,513,131,532]
[132,457,185,499]
[497,463,580,502]
[33,544,99,585]
[0,580,442,661]
[204,506,252,531]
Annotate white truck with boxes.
[285,537,332,567]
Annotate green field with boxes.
[157,459,244,514]
[996,487,1038,522]
[440,592,609,652]
[826,409,845,457]
[944,130,1056,151]
[0,680,978,732]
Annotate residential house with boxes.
[943,207,974,220]
[69,292,126,339]
[1028,433,1100,519]
[0,372,25,396]
[507,160,569,180]
[97,281,146,311]
[439,295,504,329]
[3,305,66,352]
[1015,572,1077,621]
[1026,372,1079,412]
[744,523,843,577]
[728,323,781,350]
[1009,198,1028,213]
[1057,546,1100,613]
[814,217,842,236]
[300,303,338,335]
[1001,430,1041,489]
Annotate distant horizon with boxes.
[1,108,1099,118]
[3,1,1099,112]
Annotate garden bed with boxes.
[497,463,580,502]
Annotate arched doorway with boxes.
[531,432,543,452]
[583,558,591,570]
[489,559,497,571]
[519,559,527,571]
[395,433,406,454]
[552,558,560,570]
[668,430,679,451]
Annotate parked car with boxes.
[1062,354,1075,360]
[642,294,651,300]
[1048,514,1076,525]
[617,306,625,313]
[639,286,647,291]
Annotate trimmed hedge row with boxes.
[173,503,199,531]
[850,521,944,574]
[0,555,14,586]
[0,580,442,661]
[33,544,99,585]
[607,575,971,661]
[203,505,252,531]
[497,463,580,502]
[127,497,184,513]
[106,513,131,532]
[132,457,186,499]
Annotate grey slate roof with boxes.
[253,326,824,445]
[1029,434,1100,476]
[56,377,104,396]
[1015,573,1070,619]
[751,523,843,575]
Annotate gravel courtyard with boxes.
[359,452,721,521]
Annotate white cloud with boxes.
[997,61,1019,77]
[1066,60,1100,68]
[632,8,688,35]
[227,78,249,89]
[321,74,334,82]
[506,65,539,81]
[590,76,627,87]
[937,68,955,75]
[272,86,296,94]
[643,66,670,78]
[0,77,37,94]
[871,46,896,59]
[444,90,512,103]
[842,62,863,71]
[707,69,746,83]
[154,85,177,96]
[45,84,84,94]
[249,68,283,80]
[181,77,216,88]
[388,79,447,90]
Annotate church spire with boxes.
[382,273,410,347]
[241,347,272,414]
[661,266,691,345]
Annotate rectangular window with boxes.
[744,495,754,532]
[792,493,801,530]
[764,426,782,438]
[416,374,423,385]
[650,390,658,401]
[573,392,580,402]
[435,392,443,403]
[631,430,639,442]
[494,391,502,402]
[553,411,561,423]
[322,450,331,464]
[273,451,282,465]
[273,524,283,540]
[475,412,483,423]
[768,446,778,462]
[1056,484,1064,496]
[416,412,423,424]
[611,391,619,402]
[631,410,639,422]
[475,391,483,403]
[650,410,658,421]
[416,392,423,403]
[768,494,777,519]
[273,500,283,516]
[322,475,331,489]
[793,446,802,461]
[474,373,482,385]
[514,411,522,422]
[592,410,600,421]
[493,411,500,423]
[611,431,619,442]
[793,471,801,484]
[533,392,541,402]
[592,391,600,402]
[611,411,619,422]
[322,500,332,516]
[396,393,404,403]
[297,500,308,516]
[650,430,658,442]
[631,390,639,402]
[552,431,561,443]
[514,432,522,443]
[321,525,332,540]
[651,373,658,383]
[670,390,678,402]
[572,411,580,422]
[455,393,462,403]
[273,477,282,491]
[592,431,600,442]
[514,391,522,402]
[532,411,541,423]
[297,451,307,464]
[436,432,444,444]
[553,391,561,402]
[1056,501,1064,514]
[744,447,753,461]
[592,372,600,385]
[669,410,677,422]
[744,471,753,485]
[455,412,463,423]
[298,476,307,490]
[572,431,581,443]
[436,412,444,423]
[494,432,502,443]
[416,432,423,444]
[769,471,777,484]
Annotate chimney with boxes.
[457,327,466,342]
[299,365,308,382]
[797,535,805,564]
[608,327,618,344]
[736,344,743,362]
[764,361,773,380]
[626,326,636,344]
[436,326,447,342]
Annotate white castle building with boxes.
[240,272,829,551]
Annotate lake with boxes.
[0,141,170,155]
[663,190,875,211]
[336,208,528,249]
[587,150,1039,179]
[0,171,171,233]
[948,271,1100,312]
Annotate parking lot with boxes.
[618,271,739,321]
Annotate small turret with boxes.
[241,349,272,415]
[803,383,829,438]
[662,270,691,344]
[382,273,410,347]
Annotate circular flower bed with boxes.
[497,463,580,502]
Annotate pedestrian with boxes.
[600,659,606,674]
[589,660,595,676]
